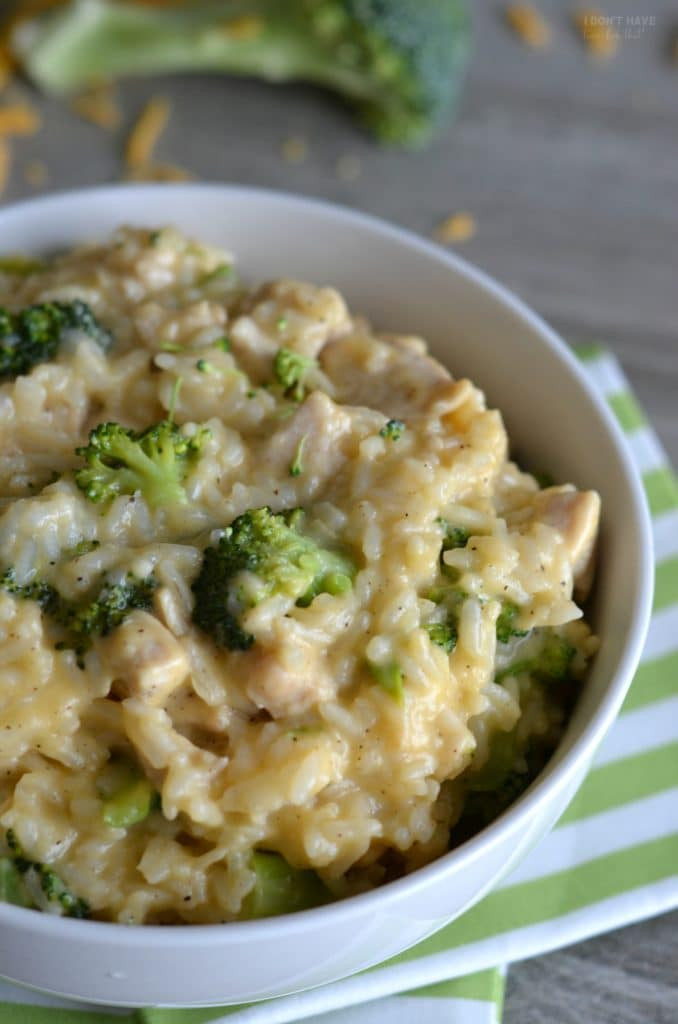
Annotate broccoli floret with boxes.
[12,0,470,146]
[274,348,316,402]
[424,576,465,655]
[1,567,156,665]
[75,419,210,507]
[379,419,405,441]
[5,829,90,918]
[59,574,157,644]
[191,507,355,651]
[496,601,529,644]
[0,567,60,614]
[437,518,470,552]
[495,632,576,685]
[425,621,457,653]
[0,299,111,380]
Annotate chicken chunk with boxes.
[244,628,334,718]
[320,330,457,421]
[100,610,190,705]
[531,486,601,600]
[257,390,378,493]
[230,278,351,378]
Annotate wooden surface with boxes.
[1,0,676,1019]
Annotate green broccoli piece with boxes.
[367,660,404,702]
[191,506,355,651]
[0,858,31,908]
[289,434,308,477]
[0,568,60,615]
[495,632,576,685]
[240,851,330,919]
[379,419,405,441]
[0,255,46,275]
[97,756,158,829]
[436,518,470,577]
[437,518,470,552]
[75,419,210,507]
[0,299,111,380]
[496,601,529,644]
[1,567,156,666]
[11,0,470,146]
[274,348,316,402]
[537,633,576,681]
[5,829,90,918]
[424,576,466,656]
[59,574,157,645]
[425,621,457,653]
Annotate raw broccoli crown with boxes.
[75,419,210,506]
[0,299,111,379]
[273,347,316,402]
[13,0,470,146]
[191,506,355,651]
[338,0,471,142]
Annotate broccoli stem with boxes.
[240,851,329,919]
[16,1,376,97]
[0,857,31,907]
[97,755,158,829]
[367,660,404,703]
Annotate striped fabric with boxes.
[0,350,675,1024]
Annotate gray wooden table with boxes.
[1,0,676,1019]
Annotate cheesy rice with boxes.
[0,227,599,924]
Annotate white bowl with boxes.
[0,185,653,1008]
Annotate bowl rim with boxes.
[0,182,655,943]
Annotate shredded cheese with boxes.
[435,212,477,245]
[573,9,620,57]
[71,83,122,131]
[125,96,170,171]
[281,136,309,164]
[124,161,194,183]
[0,103,41,136]
[505,5,552,48]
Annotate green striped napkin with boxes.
[0,349,675,1024]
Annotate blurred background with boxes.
[0,1,675,1020]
